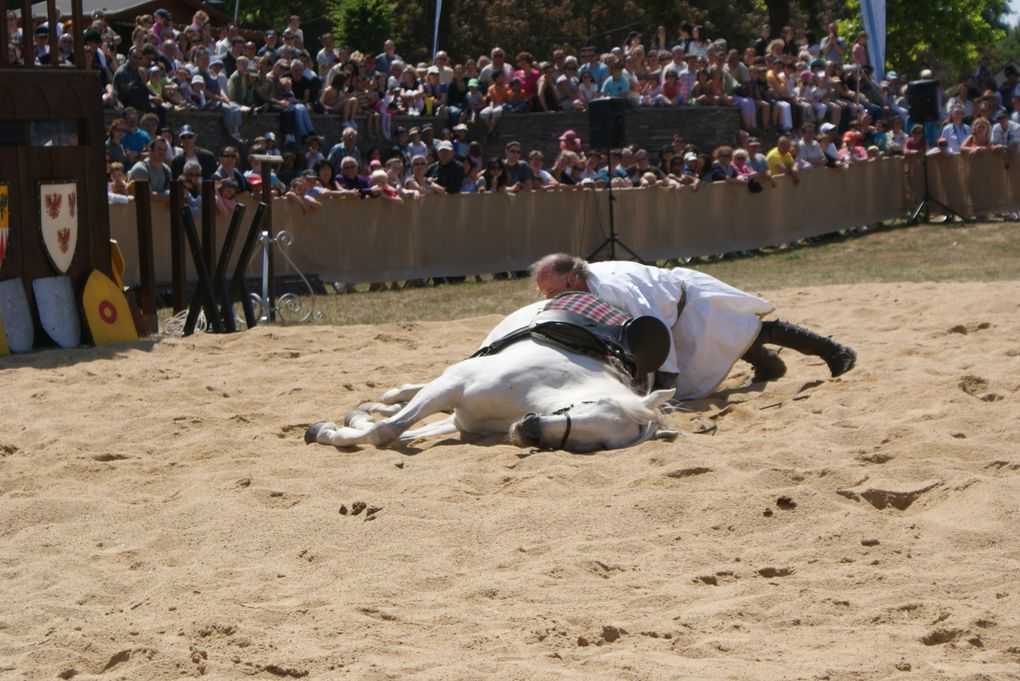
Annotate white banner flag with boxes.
[432,0,442,62]
[861,0,886,81]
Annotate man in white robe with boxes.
[531,254,856,400]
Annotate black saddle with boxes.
[472,308,670,379]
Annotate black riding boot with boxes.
[741,343,787,383]
[756,320,857,377]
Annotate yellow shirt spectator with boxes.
[766,146,795,175]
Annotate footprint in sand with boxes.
[947,322,992,335]
[959,375,1004,402]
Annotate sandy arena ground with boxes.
[1,281,1019,680]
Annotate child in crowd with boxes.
[464,78,484,123]
[214,178,239,215]
[304,135,324,170]
[284,175,322,212]
[369,169,403,203]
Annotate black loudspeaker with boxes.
[907,79,940,123]
[588,98,627,148]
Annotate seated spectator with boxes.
[480,71,511,137]
[369,169,403,203]
[312,159,341,192]
[404,154,443,195]
[327,127,361,175]
[480,157,509,192]
[575,69,599,110]
[990,109,1020,151]
[335,155,372,196]
[551,149,581,186]
[284,175,322,212]
[961,116,992,151]
[108,162,130,197]
[120,108,151,163]
[796,123,827,169]
[464,78,485,123]
[746,138,769,174]
[667,153,699,188]
[766,136,799,183]
[171,125,218,179]
[871,118,889,154]
[178,160,204,216]
[940,106,971,154]
[418,66,446,118]
[529,150,559,189]
[214,178,240,215]
[838,130,868,162]
[887,117,907,155]
[905,122,930,154]
[425,141,464,194]
[601,61,631,101]
[703,146,741,183]
[503,141,534,191]
[629,148,667,182]
[729,148,763,191]
[658,70,683,105]
[507,78,529,113]
[213,146,248,192]
[535,62,561,112]
[105,119,129,166]
[556,57,580,111]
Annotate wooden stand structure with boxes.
[0,0,113,345]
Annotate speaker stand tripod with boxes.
[908,150,966,225]
[587,155,642,262]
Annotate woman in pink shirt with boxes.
[513,51,541,109]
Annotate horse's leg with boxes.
[307,378,463,449]
[366,379,464,447]
[379,384,427,404]
[401,415,458,441]
[361,384,429,417]
[306,408,379,448]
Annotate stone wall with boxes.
[107,105,742,163]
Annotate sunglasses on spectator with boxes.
[507,147,521,153]
[342,164,357,170]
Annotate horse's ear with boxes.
[643,389,675,411]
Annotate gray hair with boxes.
[529,252,590,280]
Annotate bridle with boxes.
[527,400,654,452]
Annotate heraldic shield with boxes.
[38,181,79,275]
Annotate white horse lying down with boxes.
[305,298,678,453]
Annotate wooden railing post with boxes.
[133,179,156,332]
[169,179,186,312]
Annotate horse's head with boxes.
[509,389,678,453]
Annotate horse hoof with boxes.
[305,421,332,444]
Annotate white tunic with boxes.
[585,261,774,399]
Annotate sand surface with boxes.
[1,281,1019,680]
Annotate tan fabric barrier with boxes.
[110,154,1012,287]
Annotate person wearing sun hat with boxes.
[989,107,1020,152]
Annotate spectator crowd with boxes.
[7,9,1020,228]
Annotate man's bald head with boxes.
[530,253,590,298]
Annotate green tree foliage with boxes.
[328,0,397,54]
[235,0,323,32]
[839,0,1007,76]
[985,23,1020,72]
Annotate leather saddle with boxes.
[472,308,670,379]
